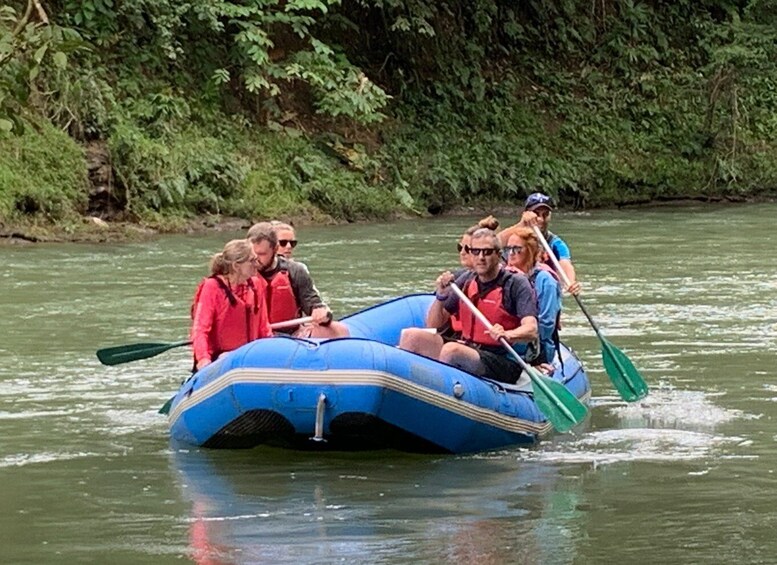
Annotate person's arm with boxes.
[551,238,580,295]
[558,260,579,294]
[425,299,451,329]
[288,261,328,319]
[536,272,561,342]
[491,274,538,343]
[426,270,470,329]
[504,315,538,344]
[191,281,218,369]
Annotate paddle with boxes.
[96,316,313,366]
[449,283,587,433]
[531,225,649,402]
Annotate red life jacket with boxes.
[458,271,522,347]
[191,276,262,361]
[450,312,463,333]
[264,268,301,324]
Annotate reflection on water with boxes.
[1,204,777,563]
[173,447,583,564]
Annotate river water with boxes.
[1,204,775,564]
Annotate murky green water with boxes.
[2,204,776,564]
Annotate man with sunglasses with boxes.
[247,222,350,338]
[426,228,539,384]
[498,192,581,295]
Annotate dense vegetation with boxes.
[2,0,777,235]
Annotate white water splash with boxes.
[523,428,747,467]
[606,382,750,429]
[0,451,99,468]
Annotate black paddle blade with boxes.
[96,341,191,366]
[601,339,649,402]
[158,395,175,415]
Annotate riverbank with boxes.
[1,193,765,245]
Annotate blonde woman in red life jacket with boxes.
[190,239,273,371]
[505,227,562,370]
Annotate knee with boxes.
[438,342,460,364]
[399,328,424,351]
[330,321,350,338]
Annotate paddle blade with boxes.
[529,371,588,433]
[159,395,175,415]
[96,341,191,366]
[601,339,649,402]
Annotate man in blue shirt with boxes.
[498,192,581,295]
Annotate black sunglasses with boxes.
[278,239,298,248]
[468,247,499,257]
[505,245,524,255]
[456,243,470,253]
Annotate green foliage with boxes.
[0,115,88,222]
[108,115,248,217]
[6,0,777,236]
[287,43,390,122]
[224,132,398,221]
[0,6,86,134]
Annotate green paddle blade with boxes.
[528,370,588,433]
[159,395,175,415]
[96,340,191,366]
[601,339,649,402]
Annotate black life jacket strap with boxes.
[212,275,238,307]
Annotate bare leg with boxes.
[398,328,444,358]
[439,342,484,374]
[307,320,350,338]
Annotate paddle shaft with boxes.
[531,226,647,401]
[449,283,579,424]
[97,315,317,366]
[531,226,604,337]
[271,316,313,330]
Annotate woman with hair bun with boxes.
[398,216,501,358]
[190,239,272,370]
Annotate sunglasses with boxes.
[468,247,499,257]
[278,239,298,248]
[456,243,470,253]
[505,245,524,255]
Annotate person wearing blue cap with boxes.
[497,192,581,295]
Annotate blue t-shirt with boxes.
[548,232,571,261]
[532,269,562,363]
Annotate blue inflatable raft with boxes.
[167,294,591,453]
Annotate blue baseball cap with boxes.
[524,192,554,211]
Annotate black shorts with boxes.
[477,348,523,384]
[437,322,462,344]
